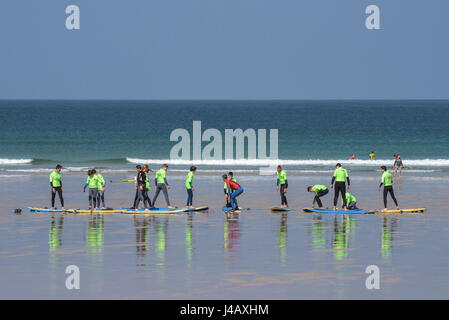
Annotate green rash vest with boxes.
[86,175,99,189]
[341,193,357,204]
[145,172,151,190]
[381,171,393,187]
[277,170,287,185]
[185,171,194,190]
[155,169,167,184]
[50,171,62,187]
[333,167,349,182]
[224,178,237,192]
[312,185,327,195]
[97,174,105,190]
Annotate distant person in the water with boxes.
[342,192,358,210]
[307,185,328,208]
[349,154,355,160]
[222,174,244,212]
[276,165,288,208]
[369,151,375,160]
[50,164,64,210]
[393,154,404,178]
[378,166,399,211]
[330,163,350,211]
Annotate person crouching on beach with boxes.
[222,174,243,212]
[307,185,328,208]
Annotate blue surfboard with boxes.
[303,208,375,214]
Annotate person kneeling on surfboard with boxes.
[185,166,197,209]
[378,166,399,212]
[276,165,288,208]
[307,185,328,208]
[341,192,358,210]
[222,174,243,212]
[330,163,350,211]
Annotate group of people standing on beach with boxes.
[304,163,399,212]
[48,159,402,212]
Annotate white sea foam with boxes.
[126,157,449,167]
[0,158,33,165]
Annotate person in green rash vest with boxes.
[152,164,173,209]
[307,185,328,208]
[83,169,100,209]
[50,164,64,210]
[341,192,358,210]
[276,165,288,208]
[224,172,238,208]
[185,166,197,208]
[95,169,106,209]
[330,163,350,211]
[378,166,399,212]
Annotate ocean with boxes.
[1,100,449,175]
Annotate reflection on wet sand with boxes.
[134,216,150,259]
[277,213,287,265]
[185,214,194,268]
[332,215,356,261]
[382,217,398,259]
[49,215,64,255]
[224,213,240,261]
[154,216,169,267]
[87,215,104,257]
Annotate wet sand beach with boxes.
[1,171,448,299]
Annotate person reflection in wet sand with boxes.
[49,214,64,253]
[134,216,150,258]
[277,213,288,265]
[382,216,398,259]
[224,212,240,253]
[186,214,194,267]
[332,215,356,261]
[153,216,169,266]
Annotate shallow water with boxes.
[1,173,449,299]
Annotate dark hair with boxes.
[190,166,197,171]
[92,169,97,174]
[136,165,142,169]
[228,171,233,176]
[307,186,313,191]
[336,163,341,167]
[381,166,387,170]
[277,165,282,169]
[222,174,228,180]
[163,164,168,168]
[56,164,62,169]
[87,169,92,175]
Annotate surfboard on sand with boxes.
[303,208,375,214]
[270,206,291,212]
[376,208,426,214]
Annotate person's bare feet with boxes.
[396,206,400,210]
[382,208,388,212]
[333,206,337,211]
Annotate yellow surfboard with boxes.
[377,208,427,214]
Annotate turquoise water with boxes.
[1,100,449,172]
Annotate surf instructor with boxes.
[50,164,64,210]
[330,163,350,211]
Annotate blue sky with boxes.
[0,0,448,99]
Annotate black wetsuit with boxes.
[331,176,350,207]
